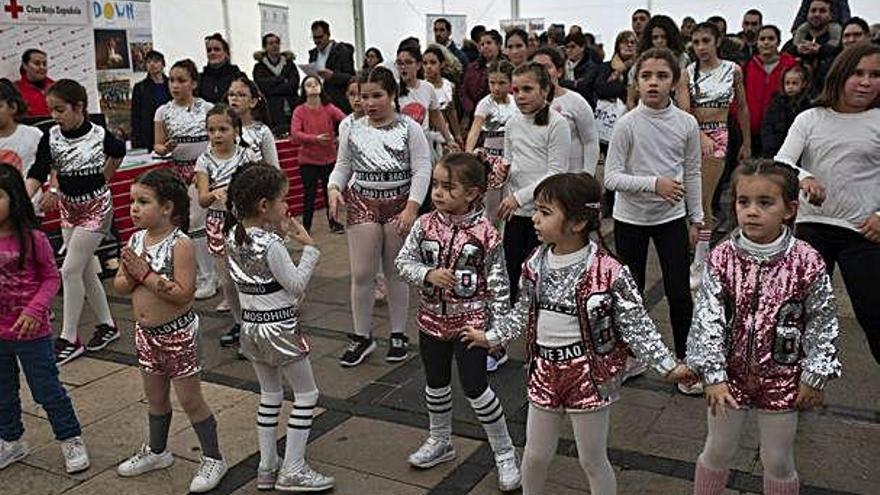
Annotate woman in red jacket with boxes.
[742,25,797,157]
[17,49,54,118]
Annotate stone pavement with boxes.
[2,220,879,495]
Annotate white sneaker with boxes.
[495,451,521,492]
[117,444,174,477]
[622,357,648,383]
[189,456,228,493]
[0,439,29,470]
[407,437,456,468]
[195,277,218,300]
[61,436,90,473]
[678,381,704,396]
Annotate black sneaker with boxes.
[55,338,85,366]
[339,334,376,367]
[386,333,409,362]
[85,324,119,351]
[219,324,241,348]
[330,221,345,234]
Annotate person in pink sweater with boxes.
[290,75,347,233]
[0,163,90,474]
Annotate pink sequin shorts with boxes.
[726,372,800,411]
[205,208,226,256]
[135,311,202,379]
[344,186,409,226]
[700,123,729,159]
[59,189,113,234]
[527,343,612,412]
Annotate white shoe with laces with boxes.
[407,436,456,468]
[495,451,521,492]
[61,436,90,473]
[117,444,174,477]
[0,439,29,470]
[189,456,228,493]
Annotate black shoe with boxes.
[330,222,345,234]
[85,324,119,351]
[339,334,376,367]
[386,333,409,362]
[220,324,241,348]
[55,338,85,366]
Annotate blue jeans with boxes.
[0,336,81,441]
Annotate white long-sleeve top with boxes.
[503,108,571,216]
[551,90,600,176]
[604,101,703,226]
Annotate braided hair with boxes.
[225,162,288,245]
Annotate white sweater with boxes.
[503,108,571,216]
[604,101,703,226]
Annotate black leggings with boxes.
[504,215,540,301]
[299,163,336,232]
[419,332,488,399]
[614,218,693,358]
[797,222,880,363]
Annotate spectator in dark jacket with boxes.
[461,29,503,120]
[461,25,486,66]
[200,33,244,103]
[593,30,637,104]
[760,64,811,157]
[308,20,355,113]
[253,33,298,136]
[433,18,469,71]
[130,50,171,150]
[560,32,598,109]
[791,0,849,32]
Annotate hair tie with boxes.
[584,202,601,210]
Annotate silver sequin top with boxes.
[240,122,278,167]
[128,228,189,279]
[195,146,251,210]
[687,60,736,109]
[329,114,432,205]
[226,227,320,312]
[154,98,213,163]
[49,124,106,178]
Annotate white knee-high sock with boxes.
[425,386,453,443]
[284,389,318,472]
[468,387,513,458]
[257,390,283,470]
[193,235,215,285]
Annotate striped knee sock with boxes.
[257,390,283,470]
[468,387,514,457]
[425,386,452,443]
[284,390,318,473]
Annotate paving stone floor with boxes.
[2,219,878,495]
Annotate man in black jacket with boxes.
[130,50,170,150]
[308,20,355,113]
[433,18,469,70]
[253,33,299,136]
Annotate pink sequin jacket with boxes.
[686,228,841,396]
[486,244,677,401]
[395,207,510,341]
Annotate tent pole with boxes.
[353,0,366,67]
[221,0,232,45]
[510,0,519,19]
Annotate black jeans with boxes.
[504,215,541,301]
[797,222,880,363]
[419,332,488,399]
[614,218,693,358]
[299,163,338,232]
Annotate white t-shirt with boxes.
[536,243,595,347]
[431,78,455,111]
[0,124,43,213]
[474,94,518,158]
[550,90,600,175]
[399,80,439,132]
[775,107,880,232]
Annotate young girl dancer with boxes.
[396,44,459,151]
[227,76,279,168]
[760,65,810,158]
[0,164,89,474]
[687,22,751,283]
[395,152,520,491]
[114,168,227,493]
[225,164,334,492]
[465,60,517,224]
[290,75,346,234]
[328,67,432,367]
[531,47,600,175]
[462,173,692,495]
[775,43,880,364]
[603,48,703,391]
[153,59,216,300]
[687,160,842,494]
[26,79,126,365]
[194,104,250,345]
[0,79,43,207]
[423,46,463,147]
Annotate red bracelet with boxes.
[138,269,152,284]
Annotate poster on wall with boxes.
[425,14,467,47]
[128,29,152,72]
[500,18,545,33]
[259,3,290,47]
[94,28,130,70]
[0,0,99,113]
